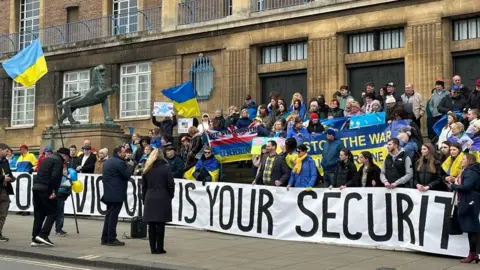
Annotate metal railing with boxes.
[251,0,313,12]
[178,0,232,25]
[0,6,161,55]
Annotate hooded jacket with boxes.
[288,156,317,188]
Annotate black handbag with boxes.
[130,216,147,238]
[448,191,463,235]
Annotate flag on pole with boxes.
[2,39,48,87]
[161,81,201,117]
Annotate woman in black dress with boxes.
[141,148,174,254]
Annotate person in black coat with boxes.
[31,147,70,247]
[307,113,325,134]
[0,143,15,242]
[141,149,174,254]
[447,153,480,263]
[415,143,446,192]
[100,145,134,246]
[151,112,177,137]
[77,145,97,174]
[438,87,467,114]
[330,149,358,188]
[358,151,382,187]
[165,146,184,179]
[254,140,291,186]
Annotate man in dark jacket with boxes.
[77,145,96,174]
[101,145,134,246]
[0,143,15,242]
[68,145,79,170]
[438,86,467,114]
[165,146,184,178]
[254,141,290,186]
[31,148,70,247]
[151,111,177,137]
[380,138,413,189]
[466,78,480,110]
[321,128,344,186]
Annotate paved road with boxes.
[0,256,109,270]
[1,215,479,270]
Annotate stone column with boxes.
[405,21,444,133]
[161,0,178,32]
[308,36,339,100]
[226,48,251,106]
[231,0,250,19]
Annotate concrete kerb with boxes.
[0,245,204,270]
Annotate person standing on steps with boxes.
[0,143,15,242]
[31,148,71,247]
[141,148,174,254]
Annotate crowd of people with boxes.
[0,75,480,261]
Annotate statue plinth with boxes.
[41,123,130,152]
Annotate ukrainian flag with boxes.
[161,81,201,118]
[3,39,48,87]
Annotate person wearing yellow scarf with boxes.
[442,143,464,183]
[287,144,317,190]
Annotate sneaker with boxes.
[30,240,45,247]
[0,234,9,242]
[107,239,125,246]
[35,236,54,247]
[55,231,67,237]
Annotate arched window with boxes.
[189,54,214,100]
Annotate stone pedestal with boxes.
[41,123,130,153]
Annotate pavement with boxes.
[0,215,479,270]
[0,255,108,270]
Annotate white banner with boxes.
[9,173,468,257]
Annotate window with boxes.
[453,17,480,41]
[11,82,35,127]
[288,42,308,61]
[120,62,151,118]
[261,42,308,64]
[112,0,138,35]
[348,28,404,54]
[63,70,90,123]
[19,0,40,50]
[189,54,214,100]
[262,45,283,64]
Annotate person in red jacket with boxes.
[34,147,53,172]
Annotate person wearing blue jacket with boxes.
[321,128,344,186]
[242,95,258,120]
[289,99,307,120]
[286,117,311,145]
[235,109,252,129]
[55,168,72,236]
[287,144,317,189]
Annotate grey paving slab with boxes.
[0,215,478,270]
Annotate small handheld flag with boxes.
[161,81,201,117]
[2,39,48,87]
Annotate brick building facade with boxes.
[0,0,479,151]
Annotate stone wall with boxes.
[1,0,480,148]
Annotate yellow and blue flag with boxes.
[161,81,201,117]
[3,39,48,87]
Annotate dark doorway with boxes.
[347,59,405,101]
[260,70,307,105]
[453,51,480,91]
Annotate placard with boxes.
[153,102,174,117]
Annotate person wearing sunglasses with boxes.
[193,146,220,185]
[287,144,317,190]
